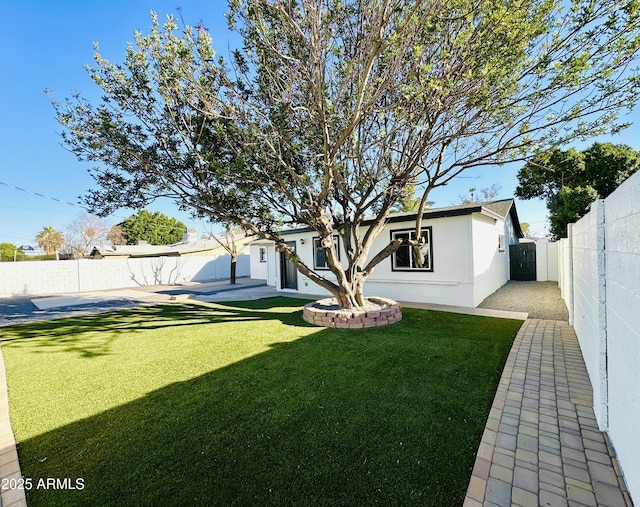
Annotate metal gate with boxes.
[509,243,537,281]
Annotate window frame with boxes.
[390,226,434,272]
[313,236,340,270]
[259,247,267,263]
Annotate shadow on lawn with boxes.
[5,300,521,507]
[0,297,311,358]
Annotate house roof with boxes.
[370,198,524,238]
[277,198,524,238]
[90,236,254,258]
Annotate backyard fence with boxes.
[0,254,250,297]
[558,170,640,504]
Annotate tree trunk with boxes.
[230,254,237,284]
[334,283,364,309]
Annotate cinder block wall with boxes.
[602,175,640,504]
[571,200,608,428]
[558,172,640,504]
[0,255,250,297]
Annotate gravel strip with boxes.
[477,280,569,321]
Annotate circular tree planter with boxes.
[302,297,402,328]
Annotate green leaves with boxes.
[35,226,65,255]
[52,1,640,304]
[119,210,186,245]
[549,185,600,238]
[516,143,640,238]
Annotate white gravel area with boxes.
[477,281,569,321]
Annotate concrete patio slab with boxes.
[195,285,283,303]
[31,289,170,310]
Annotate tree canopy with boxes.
[455,184,501,205]
[107,225,127,246]
[63,213,112,258]
[0,243,22,262]
[119,210,186,245]
[54,0,640,308]
[35,226,64,256]
[516,142,640,238]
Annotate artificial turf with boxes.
[0,297,522,506]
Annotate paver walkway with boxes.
[464,319,632,507]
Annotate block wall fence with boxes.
[558,170,640,504]
[0,254,250,297]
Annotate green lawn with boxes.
[0,298,522,506]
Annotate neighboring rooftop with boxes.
[89,234,254,259]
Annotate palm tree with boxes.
[35,226,64,258]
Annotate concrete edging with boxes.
[0,345,27,507]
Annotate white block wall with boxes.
[602,175,640,504]
[571,200,608,429]
[0,255,250,297]
[558,171,640,504]
[558,234,573,316]
[535,241,559,282]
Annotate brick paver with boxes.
[464,319,632,507]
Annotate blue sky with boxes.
[1,1,638,247]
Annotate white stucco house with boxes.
[250,199,524,307]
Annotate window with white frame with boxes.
[498,235,506,252]
[313,236,339,270]
[259,247,267,262]
[391,227,433,271]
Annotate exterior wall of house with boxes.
[470,214,510,307]
[365,214,475,306]
[265,214,491,307]
[557,170,640,504]
[0,254,250,297]
[265,245,277,287]
[249,243,269,281]
[275,231,324,294]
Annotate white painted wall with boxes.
[532,240,559,282]
[558,235,573,318]
[471,214,509,306]
[0,255,250,297]
[536,241,549,281]
[571,200,608,429]
[368,214,476,306]
[557,171,640,504]
[265,245,277,287]
[249,243,269,281]
[601,175,640,504]
[265,212,513,308]
[546,242,558,281]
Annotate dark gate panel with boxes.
[280,241,298,290]
[510,243,537,281]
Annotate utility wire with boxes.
[0,179,198,234]
[0,180,86,209]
